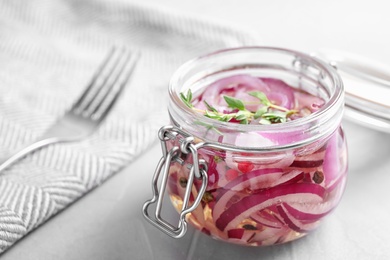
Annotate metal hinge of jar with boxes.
[142,125,208,238]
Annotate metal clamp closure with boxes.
[142,126,208,238]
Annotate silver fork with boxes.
[0,47,139,173]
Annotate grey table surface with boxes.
[2,0,390,259]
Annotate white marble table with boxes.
[2,0,390,259]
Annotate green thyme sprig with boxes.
[180,90,193,108]
[179,89,298,125]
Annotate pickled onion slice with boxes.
[225,168,284,192]
[167,171,179,196]
[227,229,260,245]
[258,125,314,146]
[197,75,269,112]
[261,78,295,109]
[215,183,325,231]
[212,168,284,221]
[224,132,295,171]
[250,209,284,229]
[282,202,334,222]
[276,203,320,233]
[244,225,290,245]
[271,170,304,186]
[323,132,339,185]
[206,155,219,188]
[290,160,324,168]
[227,228,246,239]
[212,169,303,222]
[236,132,275,147]
[294,90,325,112]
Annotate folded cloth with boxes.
[0,0,260,253]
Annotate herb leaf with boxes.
[204,110,220,119]
[204,100,218,113]
[239,118,249,124]
[194,120,223,135]
[223,95,245,111]
[248,91,271,106]
[179,89,298,127]
[259,118,271,125]
[262,111,288,123]
[235,110,252,124]
[204,110,233,122]
[180,89,193,108]
[254,106,268,119]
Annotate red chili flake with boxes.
[226,169,239,181]
[238,161,254,173]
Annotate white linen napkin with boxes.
[0,0,260,253]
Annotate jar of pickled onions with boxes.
[143,47,348,246]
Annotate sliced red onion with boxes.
[327,173,347,193]
[323,131,339,185]
[276,204,320,233]
[187,186,206,227]
[224,158,294,178]
[294,91,325,112]
[206,155,219,188]
[207,216,229,239]
[227,229,259,245]
[272,170,304,186]
[223,132,295,171]
[212,168,284,221]
[259,127,309,146]
[234,132,276,148]
[322,173,347,210]
[211,159,231,189]
[197,75,269,112]
[226,168,285,191]
[250,209,284,229]
[215,183,325,231]
[167,171,179,196]
[212,169,306,222]
[230,129,307,151]
[295,147,326,161]
[172,166,206,227]
[262,78,295,109]
[245,225,290,245]
[267,92,291,109]
[290,159,324,168]
[282,202,334,222]
[227,228,245,239]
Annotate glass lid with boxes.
[315,49,390,133]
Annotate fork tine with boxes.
[72,47,119,113]
[90,49,139,120]
[83,47,129,116]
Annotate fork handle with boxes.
[0,138,60,173]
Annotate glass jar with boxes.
[143,47,348,246]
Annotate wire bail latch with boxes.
[142,126,208,238]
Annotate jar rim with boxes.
[168,46,344,150]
